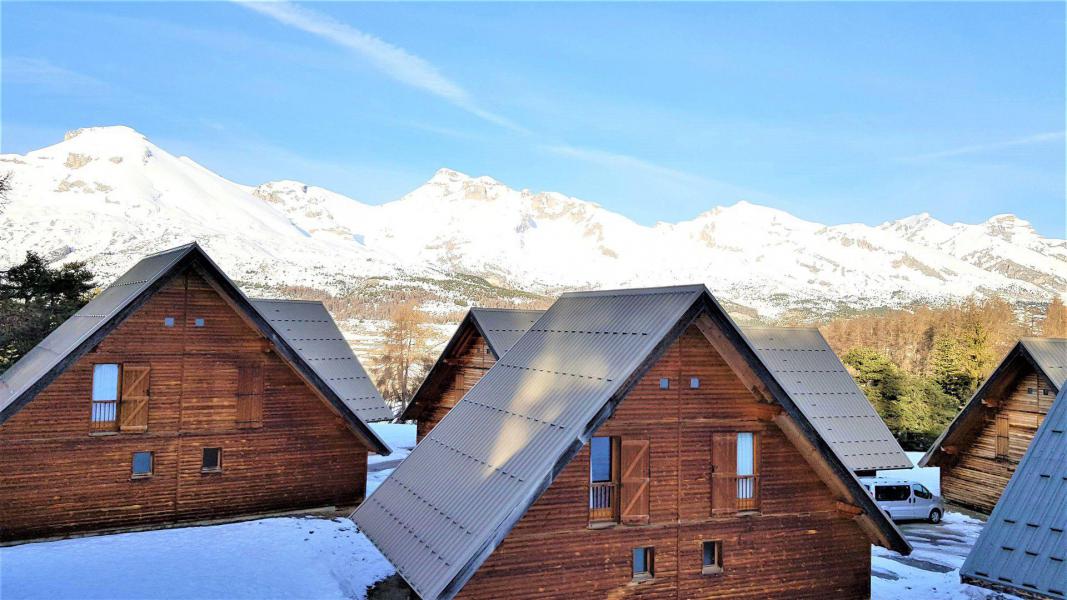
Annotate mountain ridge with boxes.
[2,126,1063,327]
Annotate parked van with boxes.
[860,477,944,524]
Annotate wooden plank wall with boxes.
[940,369,1057,514]
[0,269,368,540]
[417,329,494,441]
[456,326,871,600]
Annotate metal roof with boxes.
[919,338,1066,468]
[468,308,545,358]
[744,327,911,472]
[0,243,390,454]
[251,299,394,423]
[1021,337,1067,392]
[352,284,909,600]
[960,386,1067,599]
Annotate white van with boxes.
[859,477,944,524]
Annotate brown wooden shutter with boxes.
[995,414,1009,459]
[236,365,264,428]
[119,363,150,432]
[620,439,650,524]
[711,432,737,515]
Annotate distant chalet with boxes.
[960,386,1067,600]
[0,243,392,541]
[358,285,909,600]
[921,338,1066,514]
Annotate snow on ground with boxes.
[0,516,394,600]
[367,422,415,467]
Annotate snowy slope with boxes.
[1,126,1064,322]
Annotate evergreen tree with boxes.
[930,334,976,403]
[0,252,96,371]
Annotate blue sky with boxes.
[3,2,1064,235]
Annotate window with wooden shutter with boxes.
[236,365,264,428]
[620,439,650,524]
[119,363,150,432]
[995,414,1010,460]
[711,432,737,515]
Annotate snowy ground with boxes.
[1,447,1016,600]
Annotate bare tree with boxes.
[371,301,434,414]
[1043,297,1067,338]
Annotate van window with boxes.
[912,484,933,500]
[875,484,911,502]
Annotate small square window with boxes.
[1027,388,1036,395]
[632,547,654,580]
[1042,389,1050,396]
[486,347,492,355]
[659,378,669,390]
[702,541,723,575]
[690,377,700,389]
[201,447,222,472]
[164,317,175,328]
[132,451,153,478]
[194,318,205,328]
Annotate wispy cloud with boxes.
[904,131,1065,161]
[236,1,525,132]
[541,144,771,203]
[2,57,110,95]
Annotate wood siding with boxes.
[416,329,494,442]
[0,269,369,541]
[456,326,872,600]
[940,369,1057,514]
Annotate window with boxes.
[194,318,205,328]
[659,378,670,390]
[632,547,654,581]
[485,347,492,355]
[702,541,723,575]
[875,485,911,502]
[131,451,153,478]
[736,432,757,509]
[1043,389,1051,396]
[202,447,222,472]
[690,377,700,389]
[164,317,175,327]
[589,437,617,522]
[912,484,933,500]
[91,364,120,432]
[1027,387,1036,395]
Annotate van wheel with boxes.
[928,509,942,524]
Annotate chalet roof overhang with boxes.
[0,243,390,455]
[919,339,1064,468]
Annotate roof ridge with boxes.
[561,283,707,298]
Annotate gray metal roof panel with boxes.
[0,244,195,414]
[251,299,394,423]
[468,308,545,358]
[960,387,1067,599]
[353,285,909,600]
[743,327,912,472]
[1021,337,1067,389]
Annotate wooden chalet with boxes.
[0,243,393,541]
[920,338,1066,514]
[398,307,544,441]
[353,285,910,600]
[959,386,1066,599]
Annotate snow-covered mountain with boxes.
[2,126,1064,325]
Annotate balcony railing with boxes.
[736,475,759,512]
[589,481,618,522]
[90,400,119,433]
